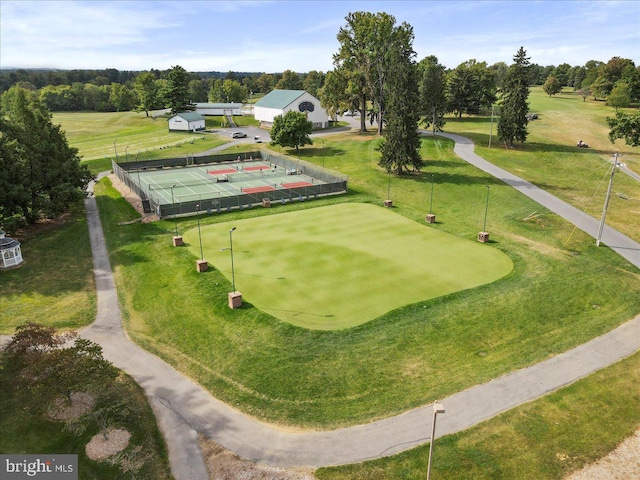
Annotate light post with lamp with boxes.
[195,204,207,272]
[478,185,490,243]
[426,173,436,223]
[170,185,183,246]
[427,400,445,480]
[384,171,392,207]
[221,227,242,308]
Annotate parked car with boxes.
[232,132,247,138]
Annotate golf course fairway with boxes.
[183,203,513,329]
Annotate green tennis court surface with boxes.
[135,159,321,205]
[183,203,513,330]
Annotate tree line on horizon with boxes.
[1,52,637,116]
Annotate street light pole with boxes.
[113,139,118,160]
[384,171,393,208]
[170,185,178,236]
[196,204,203,261]
[429,173,435,215]
[427,401,445,480]
[229,227,237,293]
[596,153,622,247]
[483,185,490,232]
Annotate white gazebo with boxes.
[0,230,23,268]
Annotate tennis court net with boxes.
[148,179,213,190]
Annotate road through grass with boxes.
[182,203,513,329]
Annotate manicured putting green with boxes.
[183,203,513,330]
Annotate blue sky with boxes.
[1,0,638,72]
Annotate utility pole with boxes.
[596,153,622,247]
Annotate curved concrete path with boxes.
[4,135,639,478]
[438,132,640,268]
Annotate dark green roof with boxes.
[254,90,306,109]
[173,112,205,122]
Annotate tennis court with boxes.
[112,150,347,217]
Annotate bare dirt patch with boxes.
[48,392,95,421]
[564,427,640,480]
[86,428,131,461]
[199,435,317,480]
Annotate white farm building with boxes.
[194,103,243,116]
[168,112,206,132]
[254,90,329,129]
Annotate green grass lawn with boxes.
[0,202,96,334]
[18,101,639,477]
[182,203,513,329]
[317,351,640,480]
[94,132,640,429]
[52,110,227,161]
[442,86,640,242]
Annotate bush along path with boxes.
[4,135,639,478]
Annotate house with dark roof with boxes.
[168,112,206,132]
[254,90,329,129]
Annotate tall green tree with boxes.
[0,87,92,228]
[417,55,447,134]
[318,68,351,120]
[221,79,248,103]
[377,25,422,174]
[334,11,404,135]
[188,79,208,103]
[134,71,159,117]
[255,73,275,93]
[607,111,640,147]
[302,70,325,98]
[275,70,303,90]
[498,47,531,148]
[269,110,313,154]
[607,81,631,110]
[163,65,193,114]
[446,60,496,118]
[336,11,420,135]
[542,76,562,96]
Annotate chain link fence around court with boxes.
[111,149,347,217]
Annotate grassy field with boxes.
[0,202,96,334]
[317,351,640,480]
[442,86,640,242]
[94,132,640,429]
[7,98,638,477]
[52,110,228,161]
[183,203,513,329]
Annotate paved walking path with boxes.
[4,135,639,478]
[438,132,640,268]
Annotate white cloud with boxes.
[0,0,637,71]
